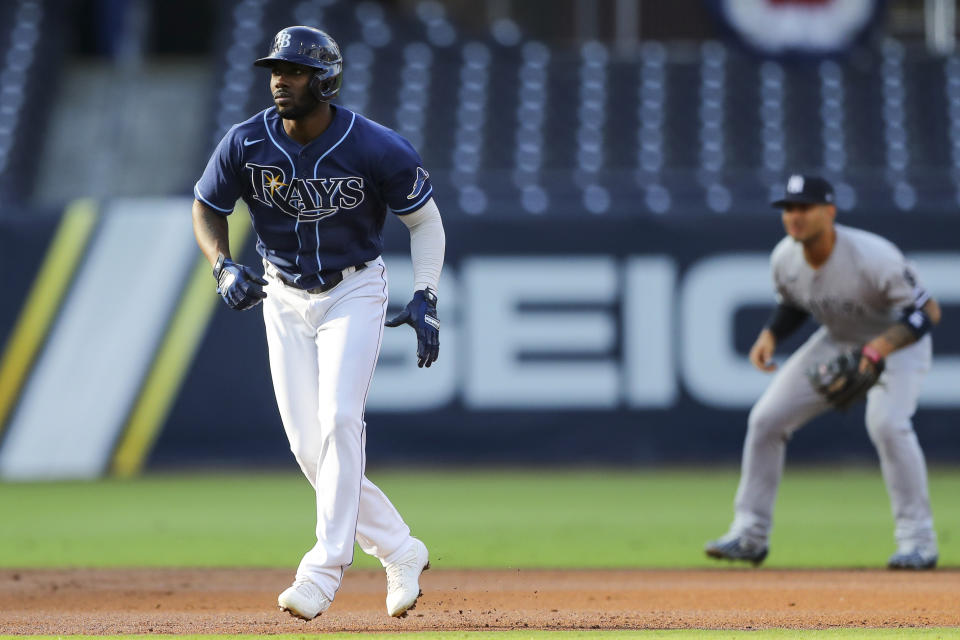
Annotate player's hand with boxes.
[749,329,778,372]
[385,288,439,367]
[213,254,267,311]
[808,347,885,411]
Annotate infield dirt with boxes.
[1,568,958,633]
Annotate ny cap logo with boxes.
[787,175,804,193]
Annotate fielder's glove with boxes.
[807,347,884,411]
[213,253,267,311]
[385,288,439,368]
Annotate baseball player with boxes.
[705,175,941,570]
[191,26,443,619]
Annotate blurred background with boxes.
[0,0,958,480]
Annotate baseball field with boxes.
[1,467,958,638]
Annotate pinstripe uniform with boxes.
[731,224,937,553]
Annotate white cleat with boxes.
[384,537,430,617]
[278,578,332,620]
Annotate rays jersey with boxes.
[770,224,930,348]
[195,105,434,290]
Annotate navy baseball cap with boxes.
[771,175,835,208]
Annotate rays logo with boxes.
[245,163,365,221]
[407,166,429,200]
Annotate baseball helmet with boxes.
[254,26,342,101]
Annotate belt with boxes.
[274,262,368,294]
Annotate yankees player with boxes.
[705,175,941,569]
[191,27,443,619]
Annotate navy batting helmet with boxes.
[254,26,342,101]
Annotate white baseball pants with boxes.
[262,257,413,600]
[730,328,936,550]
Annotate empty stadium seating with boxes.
[4,0,957,217]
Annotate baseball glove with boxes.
[807,348,884,411]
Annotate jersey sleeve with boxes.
[874,249,930,311]
[770,241,802,308]
[377,134,434,215]
[194,126,244,215]
[772,271,800,307]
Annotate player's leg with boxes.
[355,468,412,561]
[711,330,834,557]
[296,261,415,597]
[262,275,335,617]
[262,275,325,486]
[864,341,937,568]
[355,427,430,618]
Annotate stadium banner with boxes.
[1,209,957,472]
[154,212,960,468]
[705,0,883,57]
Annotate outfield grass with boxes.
[0,468,957,569]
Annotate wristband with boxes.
[861,345,884,365]
[213,252,226,280]
[899,307,933,340]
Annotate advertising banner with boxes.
[153,213,960,467]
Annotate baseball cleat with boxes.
[888,546,938,570]
[705,534,769,566]
[384,537,430,617]
[278,578,332,620]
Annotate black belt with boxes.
[276,263,368,294]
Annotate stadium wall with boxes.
[0,201,957,477]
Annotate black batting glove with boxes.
[385,288,439,367]
[213,253,267,311]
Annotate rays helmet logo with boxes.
[245,163,365,221]
[274,31,292,50]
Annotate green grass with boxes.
[0,468,957,569]
[3,631,960,639]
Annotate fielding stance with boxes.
[192,26,444,618]
[705,175,941,570]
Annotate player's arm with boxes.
[752,247,809,373]
[192,128,264,310]
[750,303,809,372]
[863,296,941,362]
[192,198,266,311]
[752,255,808,373]
[397,197,445,293]
[192,199,232,267]
[858,257,940,369]
[385,197,445,367]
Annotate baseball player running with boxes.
[705,175,941,570]
[191,26,444,619]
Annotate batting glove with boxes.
[213,253,267,311]
[385,288,439,367]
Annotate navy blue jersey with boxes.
[195,105,434,289]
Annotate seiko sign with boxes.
[371,253,960,411]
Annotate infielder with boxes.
[705,175,941,570]
[191,26,444,619]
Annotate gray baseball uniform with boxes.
[729,224,937,552]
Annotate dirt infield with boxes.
[1,568,958,634]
